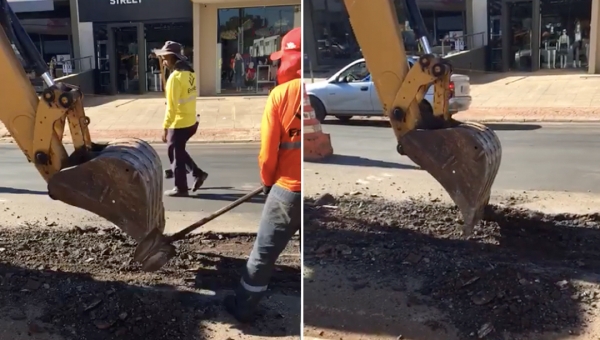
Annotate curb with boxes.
[0,138,260,145]
[328,117,600,124]
[459,118,600,123]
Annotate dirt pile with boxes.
[0,226,300,340]
[304,196,600,339]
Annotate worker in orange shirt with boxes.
[224,27,302,323]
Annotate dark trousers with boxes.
[167,122,201,190]
[240,184,301,296]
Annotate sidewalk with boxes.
[306,72,600,122]
[4,72,600,145]
[0,94,267,143]
[457,72,600,121]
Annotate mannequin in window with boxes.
[228,54,235,84]
[148,52,159,72]
[245,61,256,91]
[233,53,245,92]
[557,29,570,68]
[573,20,582,68]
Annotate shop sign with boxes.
[110,0,142,4]
[78,0,192,22]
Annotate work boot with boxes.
[164,169,174,179]
[164,187,189,197]
[223,286,264,323]
[192,171,209,192]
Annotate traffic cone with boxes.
[303,83,333,161]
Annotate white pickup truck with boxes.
[306,57,472,122]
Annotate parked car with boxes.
[306,57,472,122]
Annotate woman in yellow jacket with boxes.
[154,41,208,197]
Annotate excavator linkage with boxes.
[0,0,166,244]
[47,139,165,242]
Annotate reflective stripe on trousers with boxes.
[279,141,301,150]
[240,278,268,293]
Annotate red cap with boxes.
[270,27,301,61]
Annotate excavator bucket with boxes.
[399,122,502,236]
[47,138,165,242]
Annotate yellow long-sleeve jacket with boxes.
[163,61,197,129]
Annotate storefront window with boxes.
[486,0,591,72]
[145,22,193,92]
[308,0,462,67]
[217,5,300,94]
[309,0,361,66]
[539,0,591,70]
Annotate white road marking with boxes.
[240,183,260,190]
[354,172,401,186]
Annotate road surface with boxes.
[304,121,600,340]
[0,143,264,234]
[316,121,600,194]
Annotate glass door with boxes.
[508,1,533,71]
[107,23,146,95]
[96,40,110,94]
[489,15,502,72]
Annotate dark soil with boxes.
[304,196,600,339]
[0,226,300,340]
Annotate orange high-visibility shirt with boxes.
[258,78,302,192]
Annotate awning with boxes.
[7,0,54,13]
[20,18,70,35]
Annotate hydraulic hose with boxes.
[0,0,52,81]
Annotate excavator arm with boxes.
[343,0,502,235]
[0,0,165,242]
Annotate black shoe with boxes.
[224,294,255,323]
[164,169,174,179]
[164,188,189,197]
[192,171,209,192]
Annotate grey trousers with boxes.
[240,184,301,294]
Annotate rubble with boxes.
[304,196,600,339]
[0,227,300,339]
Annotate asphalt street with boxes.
[320,120,600,194]
[0,143,264,215]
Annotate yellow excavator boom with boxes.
[342,0,502,235]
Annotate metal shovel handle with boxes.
[168,186,264,242]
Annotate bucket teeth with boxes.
[399,122,502,235]
[47,138,165,242]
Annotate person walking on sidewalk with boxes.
[154,41,208,197]
[224,27,302,323]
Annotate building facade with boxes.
[9,0,74,67]
[304,0,469,69]
[8,0,79,91]
[77,0,193,94]
[71,0,300,96]
[190,0,301,96]
[306,0,600,74]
